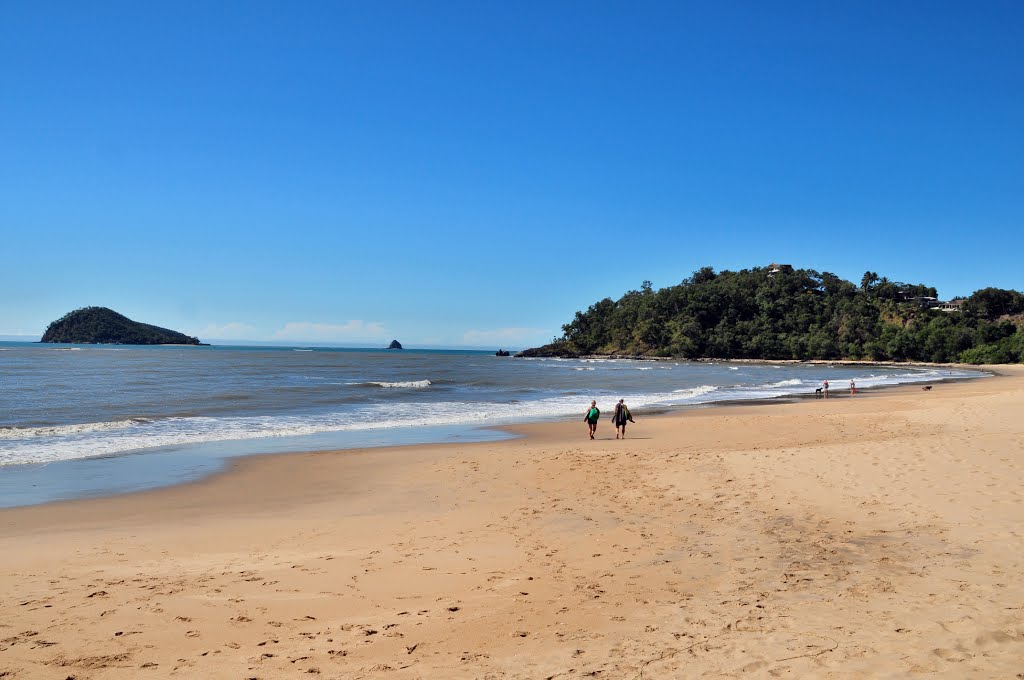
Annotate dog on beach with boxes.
[922,385,932,391]
[814,387,823,396]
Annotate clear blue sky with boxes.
[2,1,1021,347]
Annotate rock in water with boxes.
[388,340,403,350]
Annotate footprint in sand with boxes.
[933,647,972,662]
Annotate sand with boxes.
[1,368,1022,678]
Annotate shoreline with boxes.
[0,363,992,511]
[0,366,1005,522]
[0,364,1019,675]
[529,353,1000,370]
[0,366,1021,677]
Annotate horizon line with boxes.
[0,336,527,351]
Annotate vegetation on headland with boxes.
[519,266,1024,364]
[40,307,203,345]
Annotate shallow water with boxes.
[0,342,985,507]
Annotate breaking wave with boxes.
[346,380,433,389]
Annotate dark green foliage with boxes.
[523,267,1023,364]
[959,330,1024,364]
[41,307,202,345]
[963,288,1024,320]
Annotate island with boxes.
[388,340,403,350]
[40,307,204,345]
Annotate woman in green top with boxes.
[583,400,600,439]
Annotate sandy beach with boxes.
[1,368,1022,679]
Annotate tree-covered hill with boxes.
[40,307,203,345]
[520,267,1024,364]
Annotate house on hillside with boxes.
[938,299,965,312]
[907,296,940,309]
[767,263,792,276]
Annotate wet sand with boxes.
[1,367,1022,678]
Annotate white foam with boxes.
[0,368,985,467]
[0,419,147,439]
[346,380,432,389]
[764,378,805,388]
[672,385,719,398]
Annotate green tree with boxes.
[521,267,1023,364]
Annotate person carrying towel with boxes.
[612,398,634,439]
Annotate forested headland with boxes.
[520,266,1024,364]
[40,307,204,345]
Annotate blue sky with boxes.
[2,2,1021,347]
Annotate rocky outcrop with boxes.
[515,343,580,358]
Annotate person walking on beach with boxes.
[612,399,634,439]
[849,379,856,395]
[822,379,830,398]
[583,400,600,439]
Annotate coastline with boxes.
[532,353,999,370]
[0,362,990,510]
[0,366,1021,678]
[0,379,935,517]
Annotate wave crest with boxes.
[764,378,804,388]
[672,385,719,398]
[0,418,150,439]
[346,380,432,389]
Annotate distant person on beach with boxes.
[849,379,856,395]
[583,400,600,439]
[823,379,830,398]
[612,399,634,439]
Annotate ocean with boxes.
[0,342,986,507]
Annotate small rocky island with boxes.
[41,307,204,345]
[388,339,403,349]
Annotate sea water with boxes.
[0,342,985,507]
